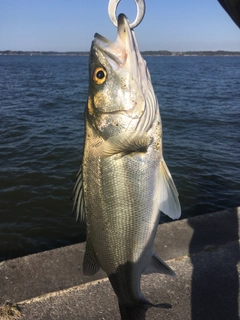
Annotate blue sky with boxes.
[0,0,239,51]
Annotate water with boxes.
[0,55,240,261]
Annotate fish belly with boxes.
[83,118,161,276]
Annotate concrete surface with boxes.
[0,207,239,319]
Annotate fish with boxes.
[72,13,181,320]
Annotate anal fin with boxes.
[143,253,175,277]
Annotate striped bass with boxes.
[73,13,181,320]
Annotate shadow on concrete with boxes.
[188,208,240,320]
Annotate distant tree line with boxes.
[0,50,89,56]
[141,50,240,56]
[1,50,240,56]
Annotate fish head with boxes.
[87,14,156,137]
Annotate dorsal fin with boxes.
[72,165,86,225]
[83,241,100,276]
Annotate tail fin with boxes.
[119,304,148,320]
[119,302,172,320]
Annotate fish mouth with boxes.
[94,14,135,69]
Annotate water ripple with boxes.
[0,55,240,260]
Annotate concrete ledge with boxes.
[18,241,240,320]
[0,207,239,319]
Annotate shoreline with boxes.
[1,50,240,57]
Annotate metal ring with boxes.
[108,0,145,29]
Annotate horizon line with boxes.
[1,49,240,53]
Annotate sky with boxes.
[0,0,239,52]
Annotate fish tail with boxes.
[118,301,172,320]
[119,304,148,320]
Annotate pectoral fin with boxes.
[95,131,150,157]
[143,253,175,276]
[159,159,181,220]
[83,241,100,276]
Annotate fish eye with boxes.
[93,67,107,85]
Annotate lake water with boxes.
[0,55,240,261]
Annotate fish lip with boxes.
[93,14,132,67]
[94,33,114,49]
[94,33,124,66]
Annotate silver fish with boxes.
[73,13,181,320]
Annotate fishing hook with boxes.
[108,0,146,29]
